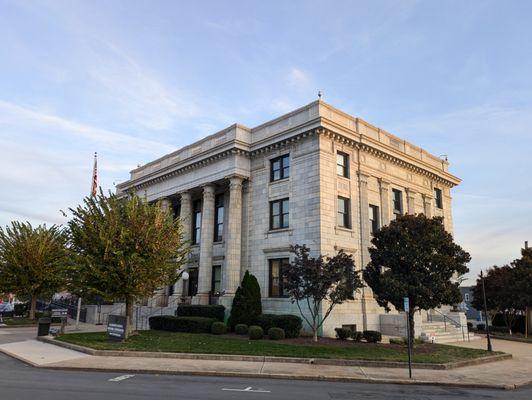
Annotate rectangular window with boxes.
[369,204,380,235]
[269,258,289,297]
[336,151,349,177]
[187,268,198,296]
[337,196,351,228]
[434,188,443,209]
[270,198,289,230]
[192,200,202,244]
[392,189,403,217]
[211,265,222,293]
[214,194,224,242]
[270,154,290,182]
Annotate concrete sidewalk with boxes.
[0,337,530,390]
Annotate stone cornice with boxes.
[317,128,460,188]
[118,148,250,191]
[118,118,459,192]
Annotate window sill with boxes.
[267,228,292,235]
[335,226,353,233]
[269,177,290,185]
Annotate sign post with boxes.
[404,296,413,379]
[107,315,127,341]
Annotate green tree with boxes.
[283,245,364,342]
[0,222,69,319]
[471,246,532,334]
[363,215,470,346]
[67,191,188,337]
[228,270,262,329]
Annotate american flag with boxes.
[90,152,98,196]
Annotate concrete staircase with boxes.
[420,320,479,343]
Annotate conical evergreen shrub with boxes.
[228,270,262,329]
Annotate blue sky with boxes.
[0,0,530,283]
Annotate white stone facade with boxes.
[117,100,460,337]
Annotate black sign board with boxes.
[51,309,68,318]
[107,315,127,341]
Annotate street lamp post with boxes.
[480,270,493,352]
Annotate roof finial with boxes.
[317,90,322,99]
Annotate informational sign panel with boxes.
[403,297,410,312]
[107,315,127,341]
[51,309,68,318]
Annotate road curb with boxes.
[36,364,528,390]
[39,336,512,370]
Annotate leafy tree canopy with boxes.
[363,215,470,342]
[0,222,69,318]
[283,244,364,342]
[67,190,188,335]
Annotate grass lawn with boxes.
[56,330,499,364]
[1,317,38,326]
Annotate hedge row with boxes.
[255,314,302,338]
[149,315,216,333]
[175,304,225,322]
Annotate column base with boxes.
[191,294,210,305]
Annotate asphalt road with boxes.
[0,351,531,400]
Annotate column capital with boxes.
[357,171,370,184]
[378,178,390,191]
[226,174,246,189]
[202,183,216,196]
[406,188,417,197]
[179,190,192,201]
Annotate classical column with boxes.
[357,171,371,331]
[179,191,192,243]
[159,197,171,213]
[422,194,433,218]
[406,188,417,214]
[223,175,244,296]
[173,191,192,298]
[378,178,391,226]
[196,184,216,303]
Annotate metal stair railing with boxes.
[134,293,183,331]
[427,309,469,342]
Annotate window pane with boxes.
[283,165,290,178]
[272,215,280,229]
[270,261,280,297]
[338,198,345,213]
[272,202,280,215]
[282,213,289,228]
[337,153,345,167]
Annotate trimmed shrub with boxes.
[467,322,473,330]
[176,304,225,322]
[249,325,263,340]
[268,327,285,340]
[335,327,351,340]
[255,314,277,332]
[256,314,303,338]
[363,330,382,343]
[14,303,28,317]
[274,314,302,338]
[235,324,249,335]
[211,321,227,335]
[149,315,216,333]
[351,331,363,342]
[389,337,405,345]
[477,323,486,331]
[228,271,262,329]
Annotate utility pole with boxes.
[480,270,492,352]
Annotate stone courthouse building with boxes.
[117,100,462,338]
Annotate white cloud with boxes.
[287,67,311,91]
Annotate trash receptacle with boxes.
[37,317,51,336]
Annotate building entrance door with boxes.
[187,268,198,297]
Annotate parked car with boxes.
[0,302,15,319]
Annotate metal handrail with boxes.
[429,309,469,342]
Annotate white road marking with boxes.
[222,386,271,393]
[108,374,135,382]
